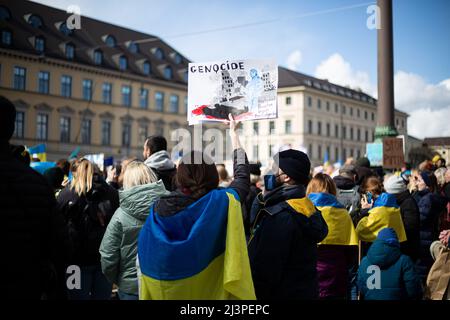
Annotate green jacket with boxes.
[99,181,169,295]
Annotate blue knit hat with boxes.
[377,228,400,247]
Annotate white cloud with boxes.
[286,50,302,71]
[314,53,375,95]
[407,108,450,138]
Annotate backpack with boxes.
[336,186,360,213]
[64,188,109,263]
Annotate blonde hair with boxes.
[306,173,337,196]
[123,161,158,189]
[434,167,447,188]
[70,159,94,196]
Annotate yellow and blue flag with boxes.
[137,188,256,300]
[356,193,407,243]
[308,193,358,246]
[28,143,47,162]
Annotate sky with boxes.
[33,0,450,139]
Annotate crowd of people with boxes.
[1,95,449,300]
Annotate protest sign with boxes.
[366,143,383,167]
[383,137,405,169]
[188,59,278,125]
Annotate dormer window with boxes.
[94,50,103,65]
[155,48,165,60]
[65,43,75,59]
[164,66,173,80]
[119,55,127,71]
[128,41,139,53]
[1,29,12,46]
[0,6,11,20]
[143,61,151,75]
[28,15,43,28]
[173,53,182,64]
[35,36,45,53]
[59,22,73,36]
[104,35,116,48]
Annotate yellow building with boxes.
[0,0,190,161]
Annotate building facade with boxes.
[424,137,450,165]
[0,0,190,161]
[242,67,409,167]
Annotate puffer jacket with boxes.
[99,180,169,295]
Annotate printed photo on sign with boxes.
[188,59,278,125]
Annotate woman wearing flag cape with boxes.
[137,114,256,300]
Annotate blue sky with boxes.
[34,0,450,138]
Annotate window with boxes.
[343,148,347,161]
[184,71,188,82]
[36,113,48,140]
[285,120,292,134]
[318,145,322,160]
[357,149,361,159]
[105,35,116,48]
[335,147,339,162]
[342,126,346,139]
[94,50,103,65]
[326,123,330,137]
[335,103,338,113]
[59,22,73,36]
[253,122,259,134]
[184,96,188,114]
[335,124,339,138]
[350,149,354,158]
[357,109,360,118]
[365,130,369,142]
[143,61,151,75]
[326,101,330,111]
[155,48,164,60]
[170,94,179,113]
[269,144,274,157]
[269,121,275,134]
[396,119,399,127]
[253,145,259,160]
[155,92,164,111]
[60,116,71,143]
[164,66,173,79]
[371,112,375,121]
[82,79,93,101]
[350,128,354,140]
[61,75,72,97]
[318,99,321,109]
[122,123,131,147]
[326,146,330,160]
[154,121,164,136]
[342,105,346,114]
[102,83,112,104]
[317,121,322,135]
[365,110,368,120]
[0,6,11,20]
[138,125,148,144]
[119,56,127,71]
[350,107,353,117]
[286,97,291,105]
[122,85,132,107]
[402,119,405,128]
[14,111,24,138]
[1,29,11,45]
[128,42,139,53]
[140,88,149,109]
[307,96,312,107]
[13,66,26,90]
[81,119,91,144]
[38,71,50,94]
[101,121,111,145]
[309,144,313,159]
[28,15,43,28]
[35,36,45,53]
[173,53,182,64]
[357,128,361,141]
[65,43,75,59]
[308,120,313,134]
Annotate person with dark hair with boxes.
[355,157,374,186]
[248,149,328,299]
[56,159,71,177]
[333,165,361,215]
[243,162,262,236]
[44,167,65,197]
[0,96,67,299]
[412,171,447,283]
[137,115,255,300]
[143,135,176,191]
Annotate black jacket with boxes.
[155,148,249,217]
[0,143,67,299]
[248,185,328,300]
[56,175,119,266]
[395,190,421,261]
[153,167,177,192]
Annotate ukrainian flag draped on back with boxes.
[137,188,256,300]
[356,193,407,243]
[308,193,358,246]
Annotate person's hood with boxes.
[308,193,344,209]
[333,175,356,190]
[366,238,402,269]
[119,180,169,220]
[373,192,399,208]
[144,150,175,171]
[154,190,198,217]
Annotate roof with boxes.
[423,137,450,146]
[0,0,189,84]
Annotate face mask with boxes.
[264,174,282,191]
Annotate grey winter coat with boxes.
[99,180,169,295]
